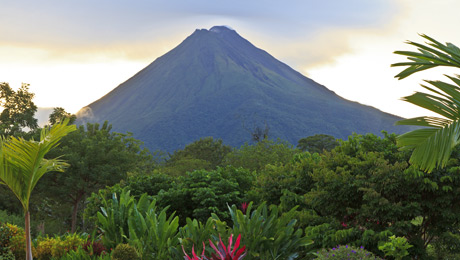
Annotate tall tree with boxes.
[0,83,38,136]
[392,34,460,172]
[224,139,297,172]
[297,134,339,153]
[48,107,76,125]
[165,137,232,175]
[39,121,154,232]
[0,120,76,260]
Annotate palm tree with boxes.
[0,119,76,260]
[392,34,460,172]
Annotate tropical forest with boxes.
[2,34,460,260]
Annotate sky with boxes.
[2,0,460,121]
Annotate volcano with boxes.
[78,26,408,152]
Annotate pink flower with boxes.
[241,202,248,214]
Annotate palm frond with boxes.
[393,35,460,172]
[392,34,460,79]
[396,121,460,172]
[395,116,451,128]
[0,119,76,211]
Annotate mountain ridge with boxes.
[78,26,408,152]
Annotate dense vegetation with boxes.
[3,34,460,259]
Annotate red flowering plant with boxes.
[182,234,246,260]
[182,242,208,260]
[82,239,106,256]
[240,202,248,215]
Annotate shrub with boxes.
[178,217,225,257]
[97,190,182,259]
[182,234,247,260]
[216,202,312,259]
[111,244,139,260]
[0,222,13,256]
[126,198,180,259]
[33,236,55,260]
[315,245,383,259]
[53,233,86,259]
[0,210,24,228]
[209,234,246,260]
[156,166,254,224]
[82,240,106,256]
[96,188,134,249]
[7,224,26,260]
[0,250,15,260]
[54,246,111,260]
[378,235,412,260]
[33,233,86,260]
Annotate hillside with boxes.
[78,26,409,152]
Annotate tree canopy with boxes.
[0,83,38,136]
[38,121,154,232]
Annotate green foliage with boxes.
[427,231,460,259]
[96,189,134,249]
[83,185,124,230]
[179,217,225,257]
[249,151,320,207]
[301,133,460,258]
[53,247,110,260]
[224,139,297,172]
[0,222,13,257]
[392,34,460,172]
[0,186,23,218]
[159,158,211,177]
[126,198,180,260]
[111,244,139,260]
[32,233,86,260]
[378,235,412,260]
[297,134,338,153]
[156,166,254,224]
[96,190,182,259]
[84,171,173,232]
[0,82,38,136]
[166,137,232,174]
[314,245,382,259]
[0,120,76,260]
[304,222,393,256]
[48,107,76,126]
[218,202,312,260]
[38,121,154,232]
[0,210,23,229]
[125,173,174,197]
[0,250,15,260]
[7,224,26,260]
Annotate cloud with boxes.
[0,0,399,58]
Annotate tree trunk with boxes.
[71,193,83,233]
[25,210,33,260]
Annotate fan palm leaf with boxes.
[392,35,460,172]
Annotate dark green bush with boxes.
[156,166,254,224]
[111,244,139,260]
[315,245,382,259]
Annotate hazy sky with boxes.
[2,0,460,119]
